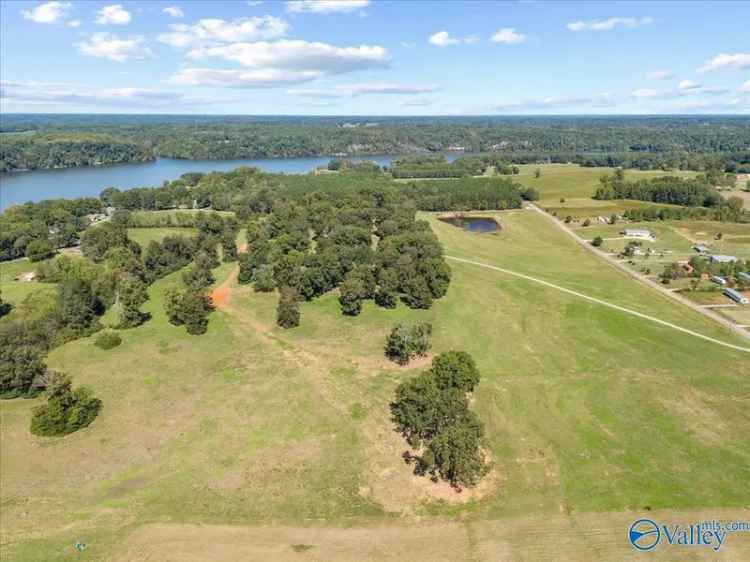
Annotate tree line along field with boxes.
[1,206,749,561]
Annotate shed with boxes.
[711,275,727,286]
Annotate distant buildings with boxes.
[724,288,749,305]
[622,228,654,240]
[693,244,710,253]
[710,255,738,264]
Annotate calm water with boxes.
[0,154,459,211]
[439,216,500,233]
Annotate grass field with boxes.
[2,208,749,561]
[126,227,198,247]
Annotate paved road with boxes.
[525,203,750,344]
[445,255,750,354]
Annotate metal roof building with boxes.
[622,229,653,239]
[710,255,738,263]
[724,288,749,305]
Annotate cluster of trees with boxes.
[0,196,102,261]
[390,351,488,488]
[384,322,432,365]
[4,114,749,172]
[391,155,485,178]
[235,188,452,327]
[0,132,153,172]
[622,203,749,224]
[403,177,536,211]
[594,171,722,207]
[29,373,101,437]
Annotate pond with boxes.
[438,216,500,233]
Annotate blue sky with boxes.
[1,0,748,115]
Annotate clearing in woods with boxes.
[1,209,748,562]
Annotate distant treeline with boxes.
[593,170,748,222]
[0,132,154,172]
[2,114,749,172]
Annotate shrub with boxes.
[25,239,54,262]
[591,236,604,247]
[252,265,276,292]
[384,322,432,365]
[30,373,101,436]
[163,288,213,335]
[582,218,591,227]
[277,286,300,328]
[339,276,365,316]
[94,331,121,350]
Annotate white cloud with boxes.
[429,31,477,47]
[286,1,369,14]
[21,2,71,24]
[162,6,184,18]
[288,82,439,97]
[157,16,288,47]
[490,28,526,44]
[168,67,324,88]
[631,85,728,100]
[95,5,131,25]
[742,80,750,93]
[647,70,674,80]
[400,97,434,107]
[77,33,153,62]
[567,16,653,32]
[698,53,750,73]
[0,80,213,109]
[67,19,81,28]
[678,80,701,91]
[492,93,616,111]
[186,40,388,73]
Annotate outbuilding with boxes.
[693,244,710,253]
[710,255,738,263]
[724,288,749,305]
[622,229,653,240]
[711,275,727,286]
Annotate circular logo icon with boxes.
[629,518,660,552]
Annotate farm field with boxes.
[511,164,698,207]
[2,208,749,562]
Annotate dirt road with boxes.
[526,203,750,344]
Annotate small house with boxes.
[724,288,749,305]
[711,275,727,286]
[622,229,653,240]
[710,255,738,264]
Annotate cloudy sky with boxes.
[1,0,748,115]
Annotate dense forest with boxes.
[2,114,749,172]
[0,132,154,172]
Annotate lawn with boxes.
[512,163,698,204]
[127,227,198,247]
[1,210,748,561]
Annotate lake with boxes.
[0,153,460,211]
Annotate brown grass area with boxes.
[112,508,750,562]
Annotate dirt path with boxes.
[445,255,750,354]
[525,203,750,345]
